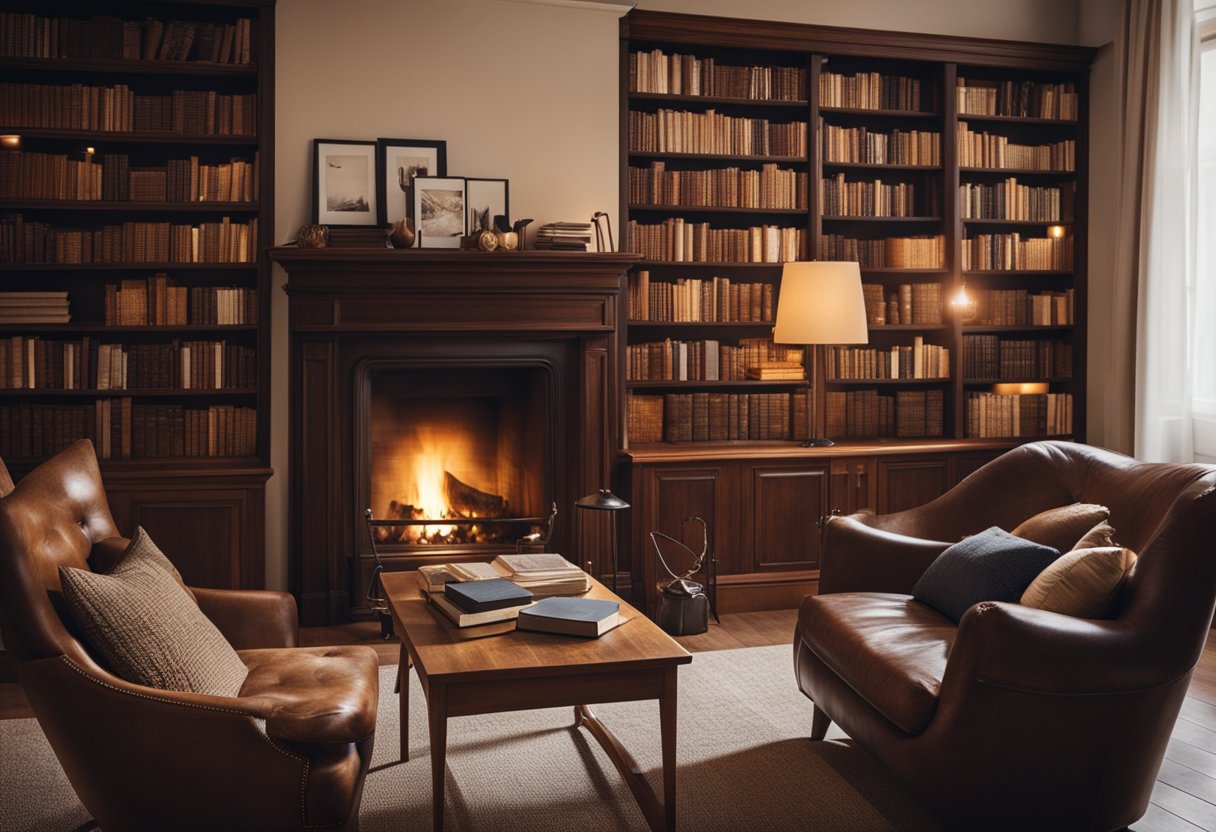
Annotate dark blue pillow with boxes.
[912,527,1061,623]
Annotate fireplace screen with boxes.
[367,365,550,549]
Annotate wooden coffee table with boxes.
[380,572,692,832]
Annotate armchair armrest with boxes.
[819,515,951,595]
[192,588,299,649]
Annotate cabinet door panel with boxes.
[829,456,876,517]
[877,458,950,515]
[748,465,829,572]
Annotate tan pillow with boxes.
[59,527,247,697]
[1073,520,1117,550]
[1020,546,1137,618]
[1011,503,1110,552]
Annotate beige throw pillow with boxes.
[1073,520,1117,550]
[1020,546,1137,619]
[1011,503,1110,552]
[59,527,248,697]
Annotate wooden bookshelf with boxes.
[0,0,275,590]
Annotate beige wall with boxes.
[268,0,1094,589]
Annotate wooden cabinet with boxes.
[745,463,829,572]
[876,457,951,514]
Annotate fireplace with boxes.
[275,248,636,625]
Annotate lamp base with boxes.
[799,437,836,447]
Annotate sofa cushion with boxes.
[58,527,248,697]
[1012,503,1109,552]
[1020,546,1138,618]
[797,593,956,735]
[912,527,1061,623]
[1073,520,1117,550]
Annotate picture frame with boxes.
[376,138,448,227]
[413,176,467,248]
[464,177,509,233]
[313,139,378,227]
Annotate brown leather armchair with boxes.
[0,440,379,831]
[795,440,1216,832]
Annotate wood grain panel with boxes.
[747,465,829,572]
[877,458,950,514]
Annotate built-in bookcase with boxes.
[0,0,275,589]
[620,11,1091,449]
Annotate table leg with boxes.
[398,644,411,762]
[428,682,448,832]
[660,666,678,832]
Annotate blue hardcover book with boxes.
[516,597,622,637]
[444,578,533,614]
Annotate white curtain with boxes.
[1124,0,1201,462]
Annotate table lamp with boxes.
[575,489,630,594]
[773,261,869,447]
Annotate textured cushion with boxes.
[1020,546,1138,618]
[58,527,248,696]
[1073,520,1117,550]
[912,527,1061,623]
[1011,503,1110,552]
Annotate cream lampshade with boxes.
[773,261,868,446]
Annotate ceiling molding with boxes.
[494,0,635,14]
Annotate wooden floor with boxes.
[4,610,1216,830]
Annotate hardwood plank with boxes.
[1129,802,1205,832]
[1150,782,1216,830]
[1166,738,1216,779]
[1158,758,1216,805]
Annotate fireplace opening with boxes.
[366,364,552,551]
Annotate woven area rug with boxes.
[0,644,941,831]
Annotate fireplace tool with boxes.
[651,516,719,636]
[363,503,558,639]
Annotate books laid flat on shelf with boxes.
[444,577,534,614]
[0,291,69,324]
[534,223,594,252]
[516,597,623,638]
[429,593,534,629]
[491,553,591,596]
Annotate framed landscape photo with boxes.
[465,178,509,233]
[376,138,448,227]
[313,139,378,226]
[414,176,466,248]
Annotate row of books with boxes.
[862,282,944,326]
[627,272,774,322]
[0,401,256,459]
[0,337,255,391]
[959,179,1073,222]
[0,13,254,63]
[819,71,925,112]
[0,215,258,264]
[628,391,808,443]
[628,220,806,263]
[628,110,807,157]
[629,49,805,101]
[966,288,1075,327]
[956,78,1078,121]
[819,174,931,218]
[965,392,1073,438]
[957,125,1076,172]
[626,338,803,382]
[825,338,950,380]
[0,291,69,324]
[817,233,945,268]
[826,389,945,439]
[961,233,1073,272]
[819,124,941,166]
[0,151,258,203]
[105,276,257,327]
[0,83,257,135]
[962,336,1073,380]
[627,162,807,209]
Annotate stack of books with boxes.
[0,291,69,324]
[431,578,535,628]
[491,553,590,596]
[534,222,594,251]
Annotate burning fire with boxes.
[410,429,459,539]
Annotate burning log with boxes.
[376,500,414,543]
[444,471,508,518]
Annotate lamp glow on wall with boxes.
[773,261,868,447]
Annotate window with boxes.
[1192,5,1216,458]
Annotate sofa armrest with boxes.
[193,588,299,649]
[819,515,951,595]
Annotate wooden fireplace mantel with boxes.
[270,246,639,625]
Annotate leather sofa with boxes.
[795,440,1216,831]
[0,441,379,831]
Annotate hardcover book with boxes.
[516,597,623,638]
[444,578,534,614]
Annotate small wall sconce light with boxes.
[951,283,977,322]
[0,134,21,149]
[1047,224,1066,239]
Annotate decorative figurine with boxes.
[388,218,415,248]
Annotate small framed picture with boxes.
[413,176,466,248]
[376,138,448,227]
[313,139,378,226]
[465,178,509,233]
